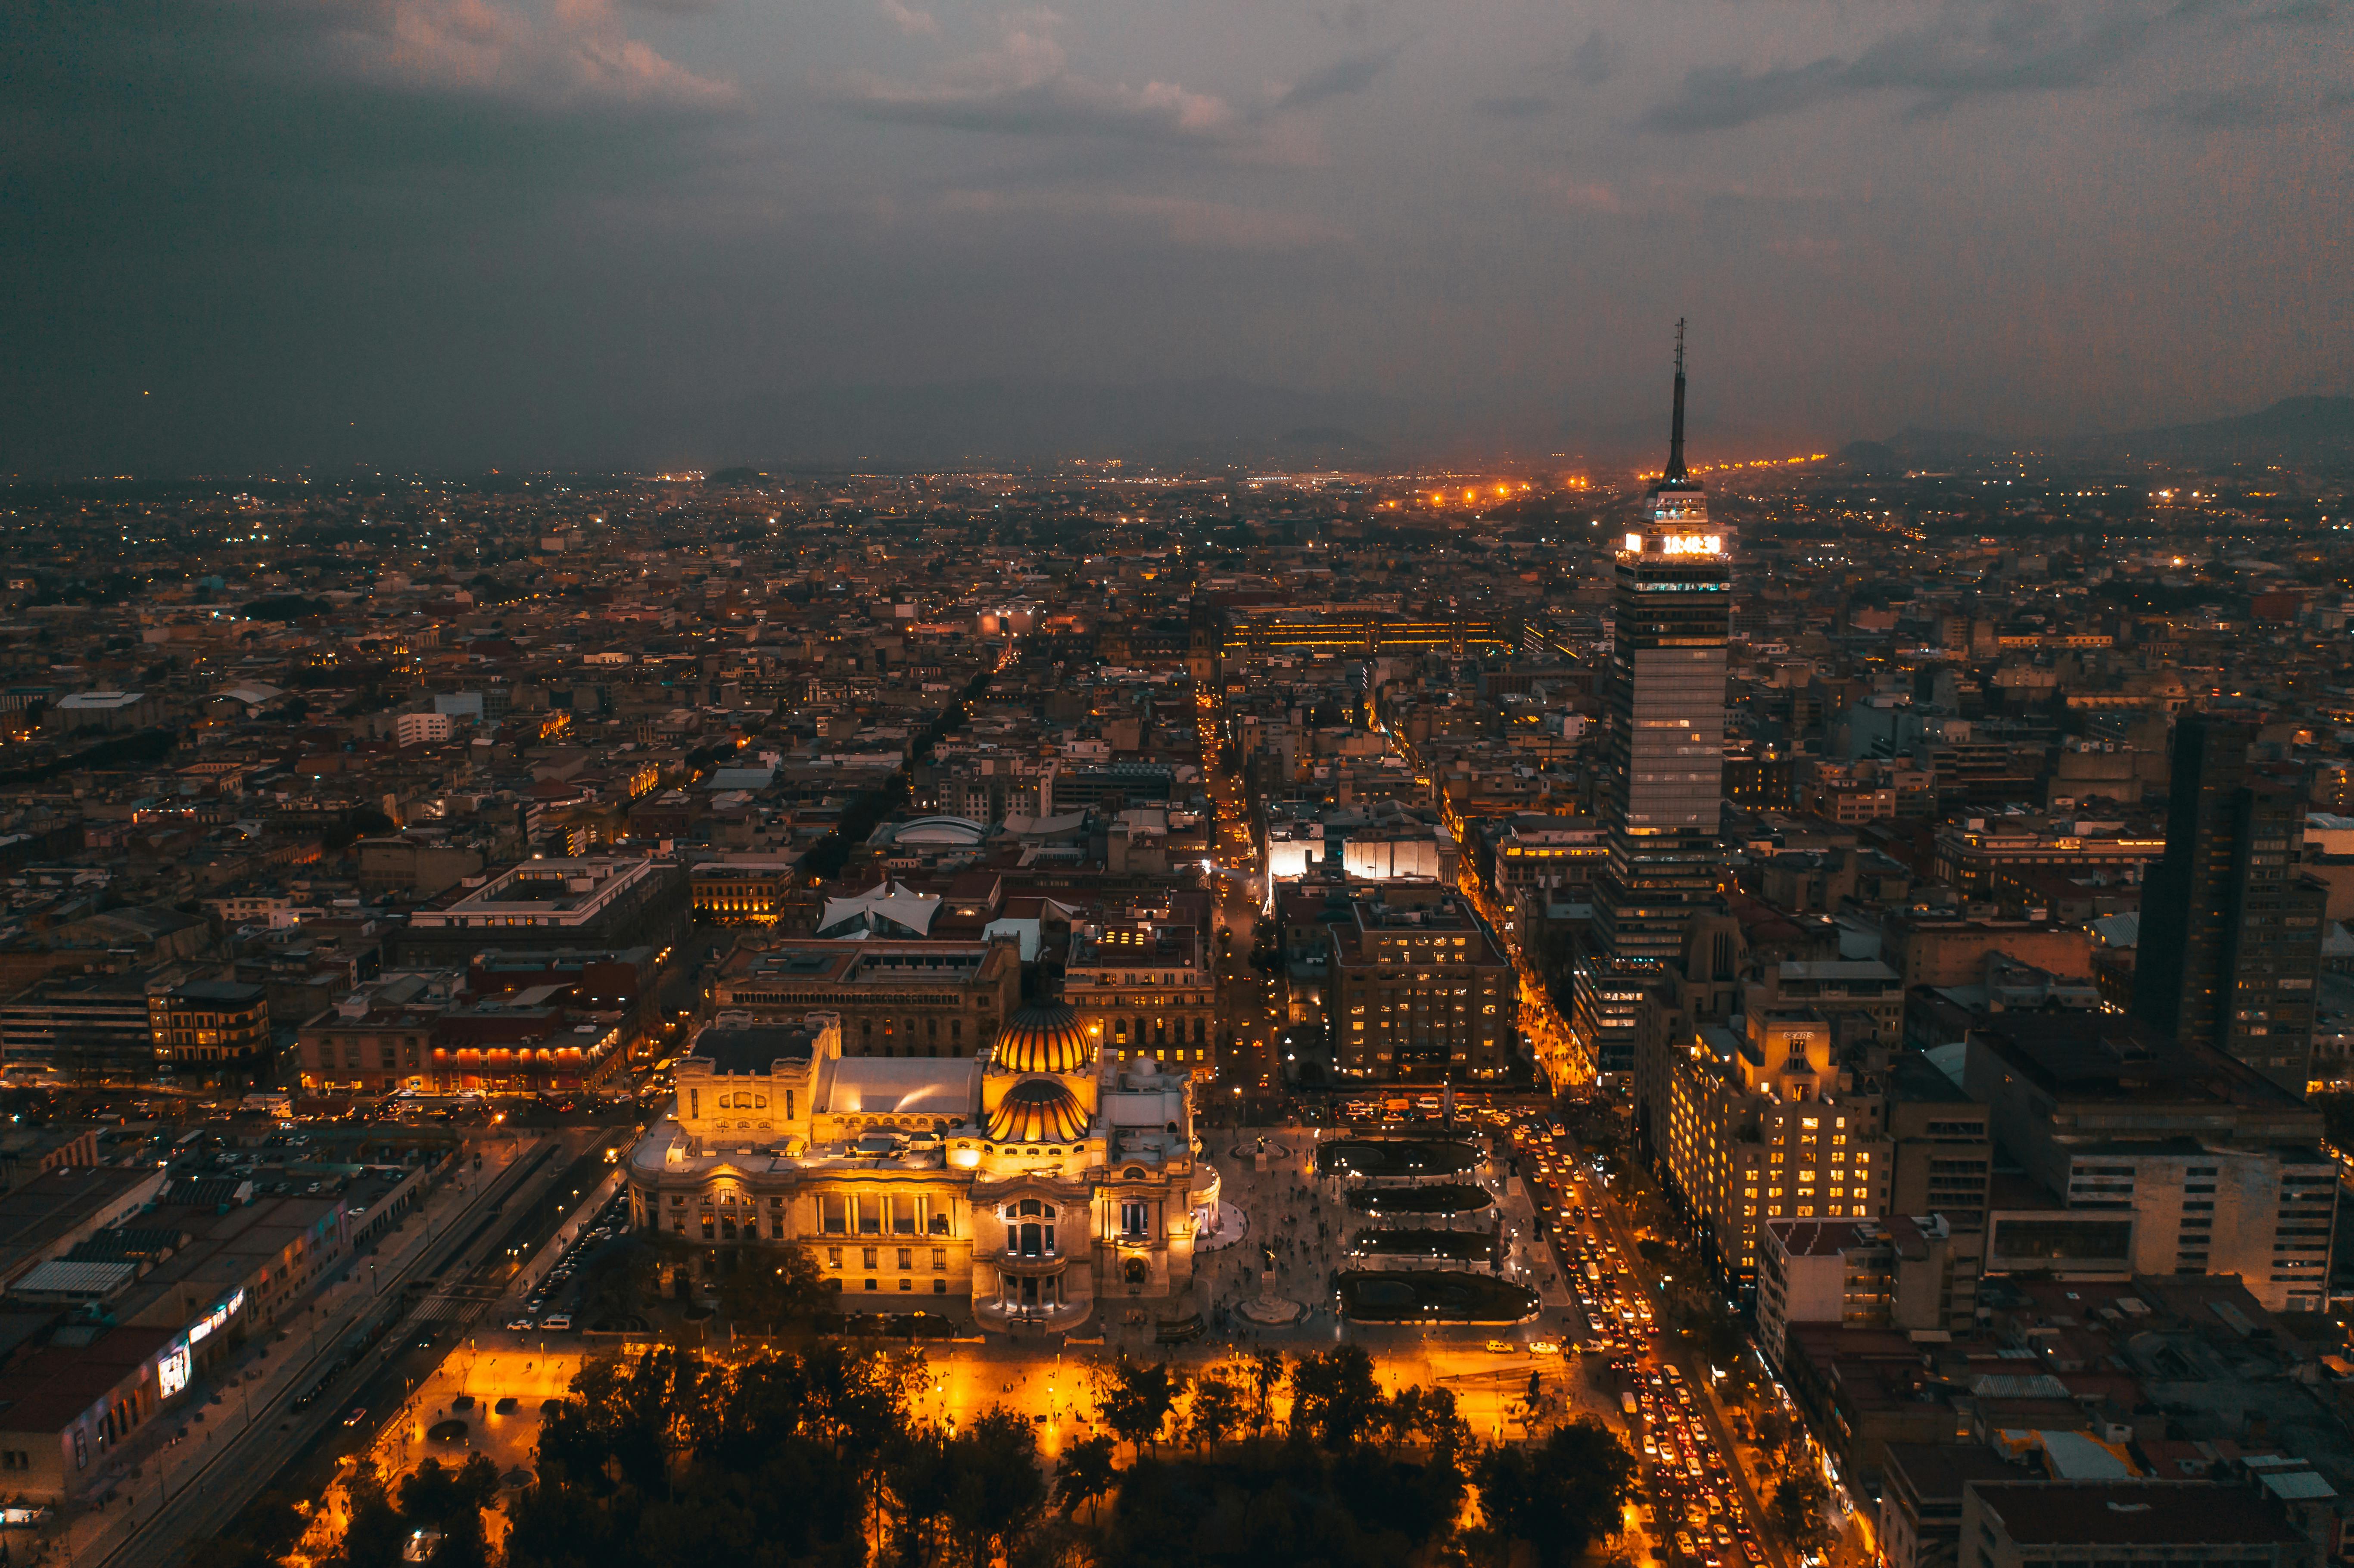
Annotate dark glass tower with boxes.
[2133,715,2324,1094]
[1573,326,1733,1076]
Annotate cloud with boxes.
[1766,235,1842,261]
[876,0,939,38]
[1644,1,2173,132]
[841,16,1237,140]
[1545,179,1622,212]
[1271,44,1404,111]
[282,0,736,108]
[935,188,1349,249]
[2151,78,2354,127]
[2151,81,2293,126]
[1309,0,1384,38]
[1566,26,1621,87]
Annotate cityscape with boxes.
[6,0,2354,1566]
[0,368,2351,1568]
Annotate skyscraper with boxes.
[1573,326,1734,1076]
[2132,714,2326,1095]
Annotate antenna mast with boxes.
[1665,318,1689,484]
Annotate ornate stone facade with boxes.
[624,999,1211,1333]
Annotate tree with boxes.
[1473,1419,1637,1568]
[395,1453,499,1525]
[941,1408,1049,1568]
[1055,1434,1119,1520]
[715,1242,828,1332]
[1183,1365,1249,1453]
[1096,1355,1181,1456]
[575,1233,663,1328]
[1396,1384,1469,1457]
[1771,1465,1831,1554]
[1246,1347,1286,1434]
[327,1463,409,1568]
[1288,1344,1391,1451]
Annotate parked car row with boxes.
[505,1193,629,1332]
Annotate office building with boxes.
[1327,894,1518,1082]
[1959,1483,2308,1568]
[1962,1016,2336,1311]
[0,975,162,1079]
[1575,328,1733,1076]
[2133,716,2327,1095]
[396,855,689,967]
[712,938,1021,1059]
[1059,917,1218,1070]
[1880,1445,2030,1568]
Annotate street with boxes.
[53,1128,617,1568]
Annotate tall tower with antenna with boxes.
[1664,317,1691,485]
[1570,323,1732,1079]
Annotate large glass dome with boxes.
[986,1078,1091,1145]
[991,999,1093,1076]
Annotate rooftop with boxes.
[1972,1481,2306,1547]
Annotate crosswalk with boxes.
[412,1287,504,1324]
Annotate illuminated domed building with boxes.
[624,997,1210,1333]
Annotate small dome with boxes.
[987,1079,1091,1145]
[991,1000,1092,1076]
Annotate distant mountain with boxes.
[2074,395,2354,465]
[1839,398,2354,473]
[691,377,1412,470]
[1837,426,2001,471]
[1274,425,1384,457]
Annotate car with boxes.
[508,1316,535,1331]
[1485,1339,1522,1353]
[541,1313,573,1330]
[342,1405,369,1427]
[1529,1340,1561,1355]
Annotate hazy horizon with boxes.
[5,0,2349,476]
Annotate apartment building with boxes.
[1654,1007,1896,1297]
[1756,1213,1979,1366]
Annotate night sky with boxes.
[3,0,2348,473]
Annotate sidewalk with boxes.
[43,1136,545,1568]
[504,1164,627,1307]
[1491,1171,1576,1314]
